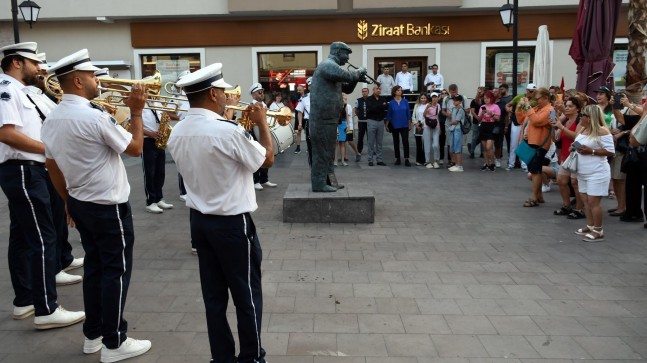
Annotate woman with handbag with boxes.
[516,87,554,207]
[573,105,615,242]
[477,90,501,172]
[411,93,429,166]
[423,92,442,168]
[552,98,586,218]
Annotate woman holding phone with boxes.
[573,105,615,242]
[477,90,501,171]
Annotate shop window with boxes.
[484,46,535,95]
[139,53,201,95]
[257,51,317,94]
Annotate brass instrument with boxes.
[42,75,63,102]
[225,103,293,130]
[96,72,188,113]
[225,85,241,102]
[347,63,381,87]
[154,108,172,150]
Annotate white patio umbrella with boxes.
[534,25,552,88]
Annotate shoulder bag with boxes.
[515,121,553,165]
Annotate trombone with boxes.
[96,72,188,113]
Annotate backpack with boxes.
[460,108,472,135]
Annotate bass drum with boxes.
[270,123,295,155]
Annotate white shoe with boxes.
[179,194,187,202]
[84,336,103,354]
[449,165,464,172]
[542,182,552,193]
[495,159,501,168]
[254,183,263,191]
[521,166,528,172]
[191,248,197,255]
[100,338,152,363]
[425,163,433,169]
[145,203,163,214]
[56,271,82,286]
[13,305,34,320]
[156,200,174,209]
[34,306,85,330]
[433,162,440,169]
[63,257,84,272]
[262,181,277,188]
[333,161,338,166]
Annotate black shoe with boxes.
[368,161,374,166]
[469,153,475,159]
[644,222,647,229]
[480,164,489,171]
[554,206,573,216]
[620,215,644,222]
[294,146,301,154]
[488,164,496,172]
[394,159,401,165]
[376,161,387,166]
[404,159,411,167]
[609,210,626,217]
[480,154,484,158]
[607,208,617,213]
[567,209,586,219]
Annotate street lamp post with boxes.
[499,0,519,97]
[10,0,42,43]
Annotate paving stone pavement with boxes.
[0,140,646,363]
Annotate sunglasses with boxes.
[581,113,590,117]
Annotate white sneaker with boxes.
[433,162,440,169]
[64,257,84,272]
[521,166,528,172]
[542,181,552,193]
[34,306,85,330]
[13,305,34,320]
[495,159,501,168]
[56,271,82,286]
[145,203,163,214]
[191,248,197,255]
[342,161,348,166]
[333,161,338,166]
[179,194,187,202]
[449,165,464,172]
[84,336,103,354]
[262,181,277,188]
[254,183,263,190]
[425,163,433,169]
[505,165,513,171]
[157,200,174,209]
[100,338,152,363]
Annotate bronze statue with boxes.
[309,42,366,192]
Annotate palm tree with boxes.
[625,0,647,102]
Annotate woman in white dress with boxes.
[573,105,616,242]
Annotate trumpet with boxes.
[225,103,293,130]
[96,72,188,113]
[347,63,381,87]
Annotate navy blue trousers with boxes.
[142,138,166,206]
[0,164,58,316]
[68,197,134,349]
[46,174,74,272]
[191,210,265,363]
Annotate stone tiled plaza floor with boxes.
[0,140,646,363]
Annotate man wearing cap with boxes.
[29,52,85,287]
[167,63,273,363]
[0,42,86,328]
[505,83,537,171]
[41,48,152,361]
[249,82,277,190]
[309,41,365,192]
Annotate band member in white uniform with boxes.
[0,42,85,328]
[168,63,273,363]
[249,82,277,190]
[41,49,151,362]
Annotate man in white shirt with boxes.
[423,64,443,93]
[376,66,395,98]
[0,42,85,328]
[168,62,272,363]
[296,79,312,165]
[42,48,151,361]
[395,63,413,94]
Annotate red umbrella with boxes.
[568,0,622,101]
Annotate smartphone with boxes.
[481,106,486,111]
[571,141,583,149]
[613,93,624,109]
[549,109,556,121]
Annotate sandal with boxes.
[582,227,604,242]
[567,209,586,219]
[554,206,573,216]
[574,225,593,236]
[523,199,539,207]
[608,191,616,199]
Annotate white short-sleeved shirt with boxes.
[0,74,46,163]
[167,108,267,215]
[27,86,57,114]
[41,94,132,204]
[295,94,311,118]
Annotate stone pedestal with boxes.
[283,183,375,223]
